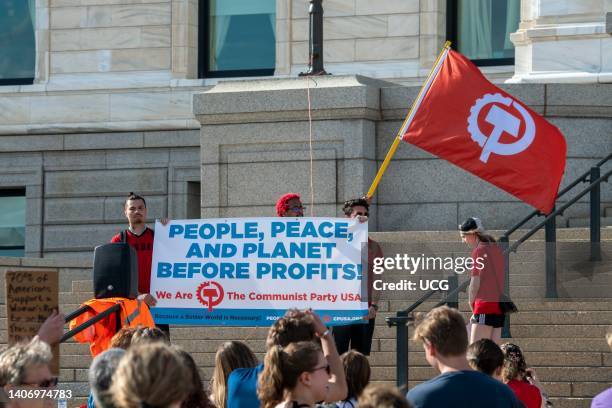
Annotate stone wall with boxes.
[43,0,448,81]
[195,77,612,233]
[47,0,197,79]
[511,0,611,83]
[280,0,447,78]
[0,130,200,258]
[0,78,610,257]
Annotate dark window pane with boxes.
[457,0,519,61]
[0,248,25,257]
[0,0,36,81]
[0,194,25,256]
[208,0,276,74]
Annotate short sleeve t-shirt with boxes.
[226,363,264,408]
[406,370,522,408]
[470,243,504,314]
[110,227,155,294]
[507,379,542,408]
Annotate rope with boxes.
[305,75,315,217]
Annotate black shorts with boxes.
[471,313,505,328]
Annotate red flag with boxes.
[402,49,566,214]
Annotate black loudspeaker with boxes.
[93,243,138,299]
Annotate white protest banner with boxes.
[150,218,368,326]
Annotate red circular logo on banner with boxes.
[196,281,225,312]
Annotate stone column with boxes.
[193,75,393,229]
[509,0,612,83]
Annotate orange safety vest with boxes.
[68,297,155,356]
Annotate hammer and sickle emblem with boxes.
[467,93,535,163]
[196,281,225,312]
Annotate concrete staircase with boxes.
[566,206,612,228]
[0,228,610,408]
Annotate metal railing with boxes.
[386,152,611,387]
[60,303,122,344]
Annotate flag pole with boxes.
[366,41,452,199]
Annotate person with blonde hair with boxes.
[111,342,191,408]
[129,326,170,346]
[0,338,57,408]
[211,341,258,408]
[358,384,411,408]
[258,341,331,408]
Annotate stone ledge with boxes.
[0,119,200,137]
[0,256,91,268]
[194,75,395,124]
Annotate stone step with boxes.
[388,338,611,353]
[546,398,592,408]
[395,324,608,340]
[370,366,612,382]
[399,381,609,398]
[370,228,612,243]
[567,217,612,228]
[372,310,612,326]
[389,299,612,312]
[54,299,612,316]
[378,284,612,299]
[164,323,610,341]
[367,351,608,368]
[374,260,612,280]
[58,350,607,370]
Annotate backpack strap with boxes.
[120,230,127,243]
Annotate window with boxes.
[0,0,36,85]
[187,182,201,219]
[200,0,276,78]
[0,189,26,257]
[447,0,520,66]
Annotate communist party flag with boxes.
[402,48,566,214]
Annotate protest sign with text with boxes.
[150,218,369,326]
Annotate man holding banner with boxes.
[333,197,382,356]
[110,192,169,336]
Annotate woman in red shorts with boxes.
[460,217,506,344]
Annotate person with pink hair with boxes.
[276,193,304,217]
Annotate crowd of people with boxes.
[4,305,611,408]
[0,193,609,408]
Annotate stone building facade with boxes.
[0,0,610,258]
